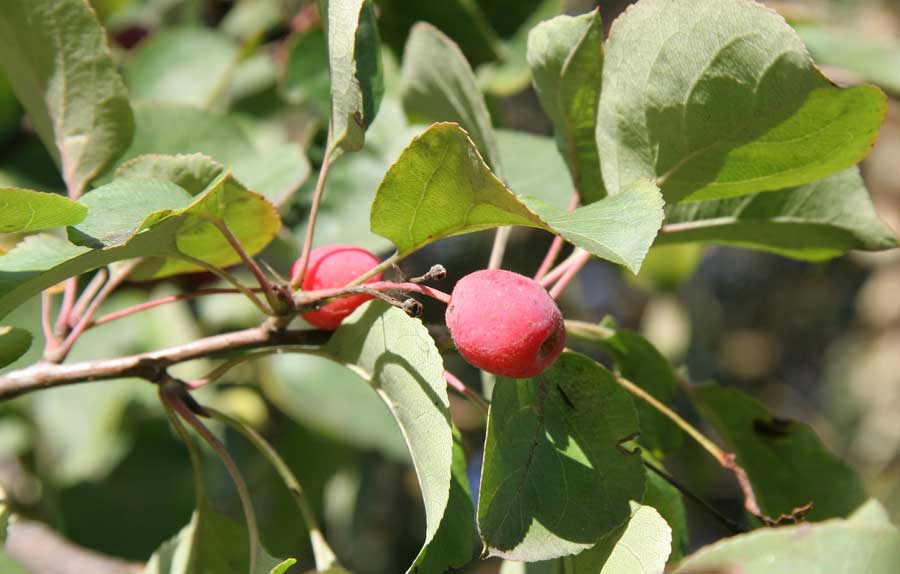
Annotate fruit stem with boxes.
[548,249,591,299]
[292,147,335,291]
[345,252,401,287]
[534,194,580,281]
[46,260,141,363]
[54,278,78,337]
[41,290,59,356]
[68,268,109,327]
[539,248,588,289]
[206,217,284,313]
[164,388,260,574]
[444,370,489,414]
[488,227,511,270]
[296,281,451,307]
[177,253,272,315]
[206,406,342,571]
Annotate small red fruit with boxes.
[292,244,382,330]
[446,269,565,378]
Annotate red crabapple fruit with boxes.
[446,269,565,378]
[292,244,382,330]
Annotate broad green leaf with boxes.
[495,129,574,210]
[644,465,689,562]
[0,188,86,233]
[0,326,31,369]
[371,123,663,273]
[401,23,503,174]
[320,0,384,158]
[0,171,280,317]
[478,352,645,561]
[126,27,240,107]
[119,103,309,205]
[527,10,605,202]
[264,353,408,461]
[116,154,227,196]
[69,179,193,249]
[0,0,134,197]
[692,384,866,522]
[593,323,682,455]
[674,499,900,574]
[280,27,331,113]
[568,504,672,574]
[0,70,21,143]
[523,181,664,274]
[478,0,563,97]
[597,0,886,203]
[321,301,452,573]
[376,0,502,68]
[370,122,543,254]
[798,25,900,94]
[655,168,899,260]
[411,426,475,574]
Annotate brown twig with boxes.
[0,327,329,400]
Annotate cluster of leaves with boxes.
[0,0,899,573]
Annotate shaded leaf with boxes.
[322,301,453,573]
[527,10,605,202]
[594,322,682,455]
[674,499,900,574]
[371,123,663,273]
[126,27,240,107]
[597,0,886,203]
[0,0,134,197]
[692,384,866,521]
[411,426,475,574]
[116,154,226,196]
[478,352,645,561]
[321,0,384,158]
[119,103,309,205]
[495,129,574,210]
[0,326,31,369]
[644,464,689,562]
[0,188,86,233]
[280,27,331,112]
[656,168,899,260]
[401,23,503,173]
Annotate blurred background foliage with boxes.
[1,0,899,572]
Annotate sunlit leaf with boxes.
[0,188,87,233]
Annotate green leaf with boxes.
[478,352,645,561]
[644,465,689,562]
[69,179,193,249]
[126,27,240,107]
[116,154,227,196]
[527,10,605,202]
[0,171,280,317]
[691,384,867,521]
[568,504,672,574]
[321,301,452,573]
[655,168,899,260]
[0,188,87,233]
[597,0,886,203]
[0,326,31,369]
[674,499,900,574]
[401,23,503,174]
[320,0,384,158]
[0,0,134,197]
[370,123,664,273]
[593,323,682,456]
[411,426,475,574]
[280,27,331,113]
[495,129,574,211]
[265,353,408,461]
[119,103,310,205]
[798,25,900,94]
